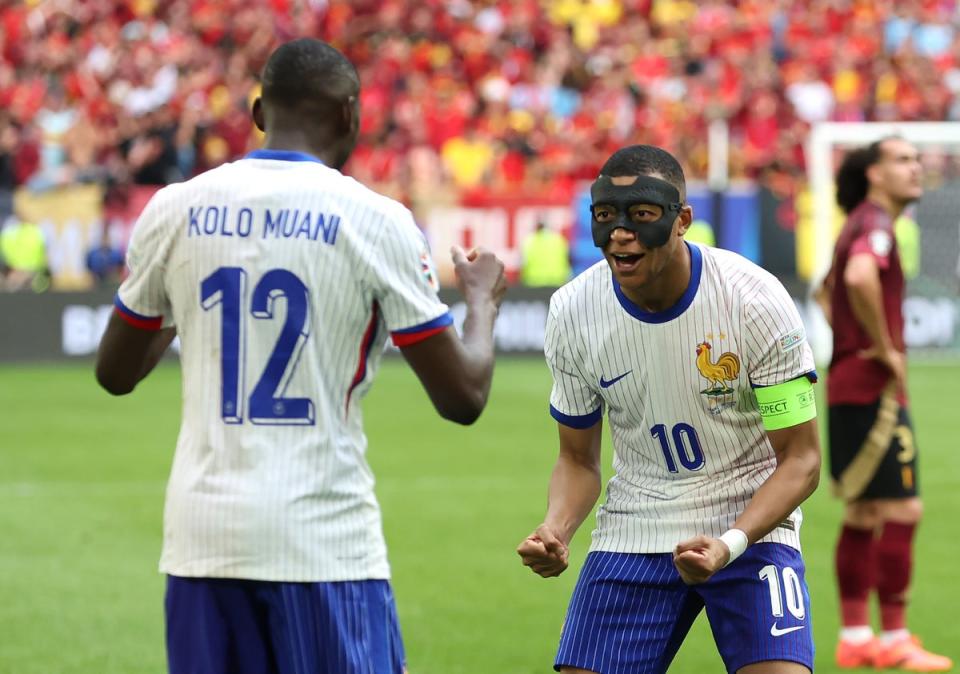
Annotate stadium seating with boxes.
[0,0,957,202]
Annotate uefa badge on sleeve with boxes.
[778,328,806,353]
[420,250,439,291]
[869,230,893,257]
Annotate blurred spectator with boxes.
[28,86,76,191]
[521,220,572,287]
[0,0,957,238]
[85,226,125,286]
[0,121,17,190]
[442,127,495,189]
[912,5,954,58]
[785,64,835,124]
[685,219,717,247]
[885,4,917,53]
[0,211,48,292]
[120,108,181,185]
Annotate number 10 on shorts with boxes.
[759,565,805,619]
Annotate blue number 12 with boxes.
[201,267,314,425]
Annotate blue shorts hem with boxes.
[726,655,813,674]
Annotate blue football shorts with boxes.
[554,543,814,674]
[165,575,405,674]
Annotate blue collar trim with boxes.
[245,149,324,164]
[612,242,703,324]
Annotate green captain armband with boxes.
[754,376,817,431]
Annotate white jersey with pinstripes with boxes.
[546,243,815,554]
[115,150,451,582]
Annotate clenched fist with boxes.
[517,524,570,578]
[672,535,731,585]
[451,246,506,308]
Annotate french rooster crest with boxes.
[695,341,741,395]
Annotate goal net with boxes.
[806,122,960,361]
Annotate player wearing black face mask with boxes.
[590,174,684,249]
[518,143,822,674]
[588,148,694,314]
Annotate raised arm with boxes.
[399,246,505,425]
[517,420,603,577]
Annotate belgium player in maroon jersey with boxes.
[819,138,952,672]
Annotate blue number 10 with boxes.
[201,267,314,425]
[651,422,705,472]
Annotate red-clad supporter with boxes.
[0,0,958,201]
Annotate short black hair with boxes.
[835,139,893,214]
[261,38,360,109]
[600,144,687,200]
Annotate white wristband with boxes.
[719,529,749,567]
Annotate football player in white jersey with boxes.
[95,39,505,674]
[517,145,822,674]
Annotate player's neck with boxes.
[866,191,906,221]
[260,131,341,168]
[619,243,692,313]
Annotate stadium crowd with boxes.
[1,0,959,211]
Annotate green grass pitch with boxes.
[1,359,957,673]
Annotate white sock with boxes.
[881,629,910,644]
[841,626,875,644]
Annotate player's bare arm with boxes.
[95,315,176,395]
[517,420,603,577]
[844,251,906,390]
[674,416,821,585]
[400,245,506,425]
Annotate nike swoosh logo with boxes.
[770,623,806,637]
[599,371,632,388]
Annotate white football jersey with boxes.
[116,150,451,582]
[546,243,816,553]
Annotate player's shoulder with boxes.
[549,259,609,316]
[142,162,239,212]
[700,244,785,295]
[197,158,412,222]
[319,171,421,241]
[324,169,411,220]
[252,161,413,229]
[210,159,419,244]
[136,164,247,221]
[142,177,189,207]
[173,159,247,192]
[129,180,191,238]
[848,200,892,231]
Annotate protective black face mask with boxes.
[590,175,683,248]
